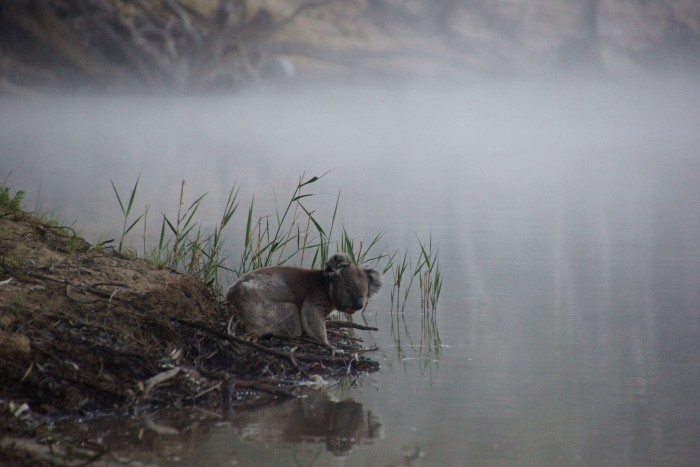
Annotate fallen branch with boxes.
[171,318,304,372]
[327,321,379,331]
[172,318,378,370]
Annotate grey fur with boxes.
[226,253,383,345]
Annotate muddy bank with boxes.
[0,209,379,464]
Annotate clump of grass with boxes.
[151,181,240,293]
[110,177,239,294]
[195,184,240,287]
[0,253,29,276]
[237,174,318,274]
[2,176,90,258]
[388,234,443,314]
[416,234,442,313]
[110,175,143,255]
[236,172,392,277]
[340,228,386,266]
[389,250,412,313]
[0,182,25,218]
[158,179,208,270]
[4,170,444,317]
[108,172,443,311]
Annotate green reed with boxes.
[389,249,413,313]
[416,234,443,313]
[4,172,444,312]
[109,172,443,309]
[0,183,25,218]
[110,177,239,294]
[238,173,323,274]
[237,172,392,276]
[110,175,143,254]
[387,234,443,315]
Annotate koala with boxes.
[226,253,383,345]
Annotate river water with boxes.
[2,79,700,466]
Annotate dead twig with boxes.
[142,367,181,396]
[172,318,380,376]
[327,321,379,331]
[194,381,222,399]
[171,318,306,374]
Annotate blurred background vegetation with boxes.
[2,0,700,94]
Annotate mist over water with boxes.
[3,77,700,465]
[4,77,698,236]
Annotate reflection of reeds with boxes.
[421,310,442,360]
[387,235,443,378]
[388,309,442,379]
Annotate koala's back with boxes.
[227,267,325,337]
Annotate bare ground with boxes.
[0,210,379,465]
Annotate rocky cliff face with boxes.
[265,0,700,79]
[1,0,698,93]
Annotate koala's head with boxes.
[324,253,383,314]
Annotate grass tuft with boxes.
[106,172,443,308]
[110,175,143,254]
[0,183,25,218]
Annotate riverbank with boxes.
[0,203,379,464]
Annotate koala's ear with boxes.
[325,253,351,273]
[364,268,383,297]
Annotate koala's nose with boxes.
[353,297,365,310]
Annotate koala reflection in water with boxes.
[226,253,382,346]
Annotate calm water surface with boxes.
[2,81,700,466]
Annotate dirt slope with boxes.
[0,210,378,464]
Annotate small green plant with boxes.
[185,184,240,288]
[110,176,240,292]
[389,249,412,313]
[158,179,207,270]
[416,234,443,313]
[237,173,394,279]
[238,173,330,275]
[1,253,28,275]
[340,228,385,266]
[110,175,143,254]
[0,185,25,217]
[388,234,443,314]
